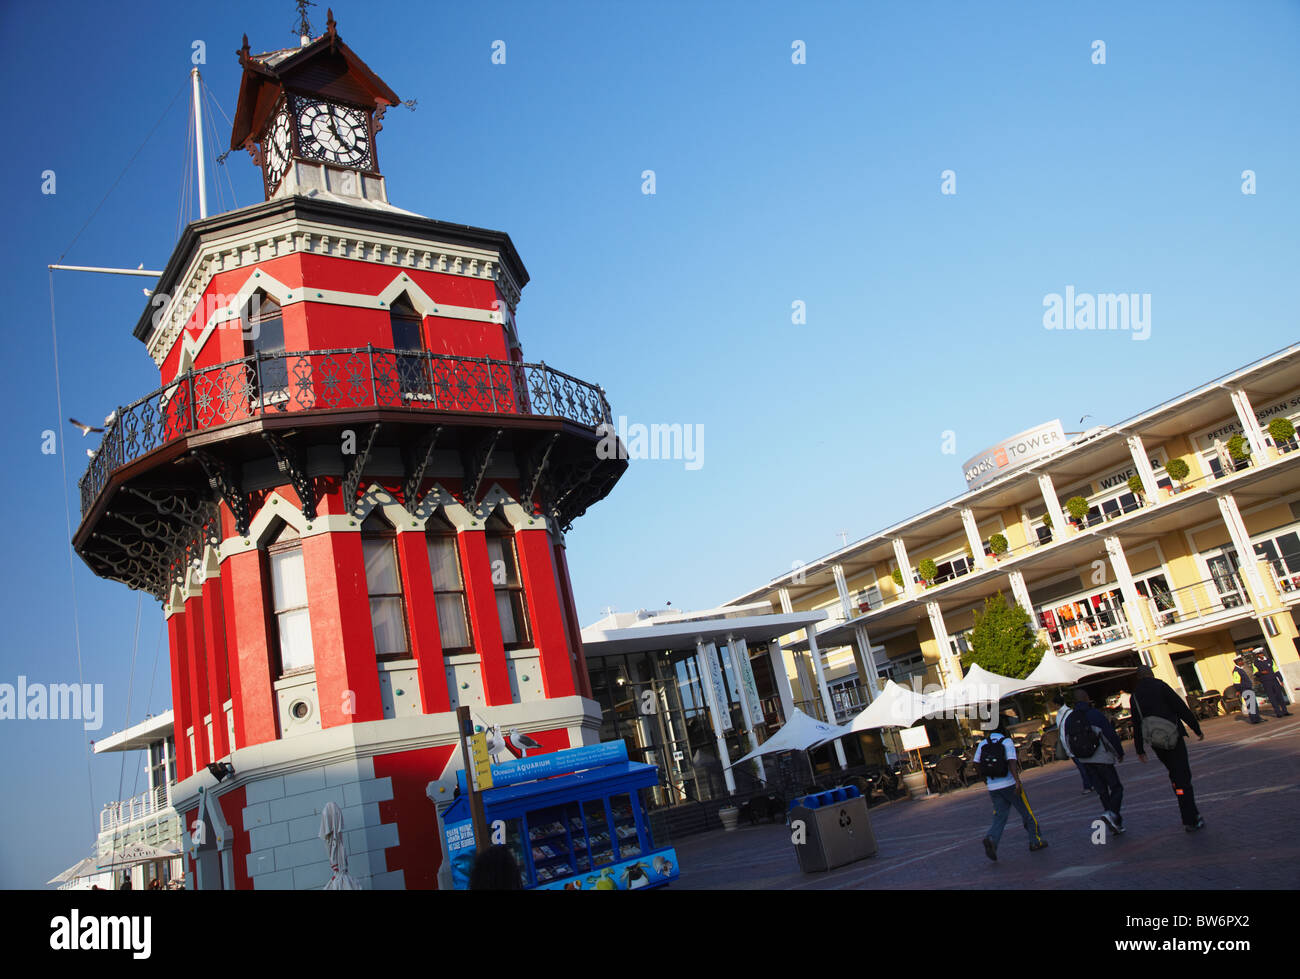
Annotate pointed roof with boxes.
[229,10,401,150]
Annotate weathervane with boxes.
[292,0,316,44]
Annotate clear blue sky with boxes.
[1,1,1296,888]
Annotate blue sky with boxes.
[1,1,1297,887]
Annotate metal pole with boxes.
[47,264,163,277]
[191,68,208,219]
[456,706,490,854]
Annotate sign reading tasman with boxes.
[962,420,1068,491]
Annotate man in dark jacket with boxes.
[1131,666,1206,831]
[1252,649,1292,717]
[1065,691,1126,833]
[1233,655,1261,724]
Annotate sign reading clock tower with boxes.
[230,8,400,203]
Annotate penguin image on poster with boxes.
[621,860,652,889]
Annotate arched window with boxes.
[244,292,288,400]
[391,296,432,399]
[486,515,531,649]
[426,516,472,652]
[265,522,314,675]
[362,512,409,661]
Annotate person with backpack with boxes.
[1131,665,1206,832]
[1064,690,1126,833]
[972,720,1047,861]
[1233,655,1261,724]
[1053,691,1094,794]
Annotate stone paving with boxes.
[669,712,1300,890]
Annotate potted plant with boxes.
[1040,511,1053,541]
[918,558,938,587]
[1166,457,1190,491]
[717,803,740,832]
[1065,495,1090,529]
[892,567,905,588]
[1127,473,1146,501]
[1269,417,1297,453]
[988,533,1008,561]
[1226,433,1251,470]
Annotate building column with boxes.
[393,529,451,714]
[768,638,795,719]
[182,573,211,772]
[1126,435,1160,500]
[1228,388,1269,460]
[805,629,847,768]
[1103,535,1177,684]
[221,550,277,749]
[455,528,513,706]
[166,595,193,781]
[1007,570,1035,619]
[725,636,765,783]
[300,531,385,726]
[852,624,880,699]
[892,539,917,599]
[833,564,876,702]
[1037,474,1067,537]
[199,554,231,761]
[695,640,736,795]
[514,526,578,698]
[550,535,593,700]
[777,588,814,711]
[961,508,987,570]
[1216,494,1300,670]
[926,601,962,689]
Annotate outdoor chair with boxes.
[1222,685,1242,714]
[1017,739,1042,769]
[1186,693,1214,720]
[1040,729,1060,763]
[933,756,964,792]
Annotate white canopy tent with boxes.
[727,708,852,768]
[927,664,1039,713]
[47,855,100,885]
[1022,652,1128,689]
[848,680,938,732]
[96,842,179,872]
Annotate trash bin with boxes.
[790,784,877,873]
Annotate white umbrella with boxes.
[48,855,100,885]
[320,801,360,890]
[927,664,1039,713]
[96,842,179,871]
[849,680,937,731]
[726,708,853,768]
[1022,652,1127,689]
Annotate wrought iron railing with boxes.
[1147,573,1249,628]
[79,347,613,515]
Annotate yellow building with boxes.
[726,344,1300,763]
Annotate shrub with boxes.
[1065,496,1090,521]
[988,533,1008,555]
[1226,433,1251,461]
[1268,417,1296,444]
[891,567,904,587]
[918,558,938,583]
[1127,474,1145,495]
[1166,458,1190,484]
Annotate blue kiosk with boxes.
[442,741,680,890]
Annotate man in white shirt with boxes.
[973,721,1048,862]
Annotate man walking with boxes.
[1233,654,1261,724]
[1252,648,1292,718]
[1054,691,1094,794]
[1132,665,1206,832]
[973,720,1047,861]
[1063,690,1126,833]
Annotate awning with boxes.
[728,708,853,767]
[97,842,180,871]
[849,680,937,731]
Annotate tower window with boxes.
[245,293,288,400]
[391,296,432,399]
[427,521,472,651]
[267,524,314,674]
[362,513,409,661]
[487,520,531,649]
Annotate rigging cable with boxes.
[47,270,97,845]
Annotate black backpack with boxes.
[1065,709,1102,759]
[979,736,1009,778]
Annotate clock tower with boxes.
[230,9,399,203]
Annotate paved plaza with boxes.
[672,713,1300,890]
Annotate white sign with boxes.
[962,420,1068,491]
[899,725,931,751]
[735,646,764,723]
[696,645,733,734]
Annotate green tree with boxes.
[961,591,1047,679]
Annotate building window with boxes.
[267,523,314,674]
[487,520,531,649]
[427,519,472,652]
[391,296,433,399]
[244,293,288,399]
[362,513,410,661]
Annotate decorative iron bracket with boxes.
[192,450,253,536]
[461,428,503,509]
[341,423,382,517]
[261,433,316,522]
[402,425,442,514]
[521,433,560,513]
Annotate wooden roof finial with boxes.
[238,33,251,65]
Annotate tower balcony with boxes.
[74,346,624,597]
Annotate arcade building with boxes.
[75,17,625,889]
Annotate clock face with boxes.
[294,99,372,170]
[265,107,293,190]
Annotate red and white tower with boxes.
[73,15,625,889]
